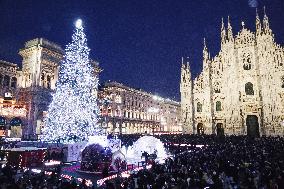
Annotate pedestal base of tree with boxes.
[66,142,87,162]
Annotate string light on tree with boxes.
[40,19,101,144]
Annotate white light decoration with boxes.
[161,116,166,125]
[40,19,101,144]
[152,95,163,101]
[147,107,159,113]
[44,160,61,166]
[75,19,82,29]
[123,136,168,165]
[0,106,26,117]
[31,169,42,174]
[4,92,12,98]
[97,164,152,186]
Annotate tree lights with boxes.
[40,19,101,144]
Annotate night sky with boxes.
[0,0,283,100]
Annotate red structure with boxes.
[5,147,46,167]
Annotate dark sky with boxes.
[0,0,283,100]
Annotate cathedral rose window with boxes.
[245,82,254,95]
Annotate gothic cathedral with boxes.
[180,9,284,136]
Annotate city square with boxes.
[0,0,284,188]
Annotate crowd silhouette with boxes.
[116,134,284,189]
[0,134,284,188]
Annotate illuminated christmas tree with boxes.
[41,19,101,144]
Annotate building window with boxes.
[41,73,45,80]
[281,76,284,88]
[3,75,10,87]
[215,88,220,93]
[115,96,122,103]
[243,53,252,70]
[0,74,3,85]
[216,101,222,111]
[47,75,51,89]
[11,77,17,88]
[197,102,202,112]
[214,82,220,93]
[245,82,254,95]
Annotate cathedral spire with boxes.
[185,57,191,79]
[203,38,209,60]
[227,16,234,41]
[256,8,262,35]
[263,6,271,35]
[221,17,227,44]
[181,57,191,83]
[186,58,190,72]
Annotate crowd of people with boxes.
[0,163,93,189]
[0,134,284,189]
[116,134,284,189]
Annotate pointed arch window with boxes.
[243,53,252,70]
[41,73,45,86]
[214,82,221,93]
[245,82,254,95]
[182,75,187,83]
[197,102,202,112]
[11,77,17,88]
[281,76,284,88]
[47,75,51,89]
[3,75,10,87]
[216,101,222,111]
[0,74,3,86]
[41,73,45,81]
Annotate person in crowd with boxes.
[0,134,284,188]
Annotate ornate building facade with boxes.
[0,38,101,139]
[99,81,181,134]
[0,60,27,137]
[180,10,284,136]
[1,38,180,138]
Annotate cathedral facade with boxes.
[180,10,284,136]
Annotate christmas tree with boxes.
[41,19,101,144]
